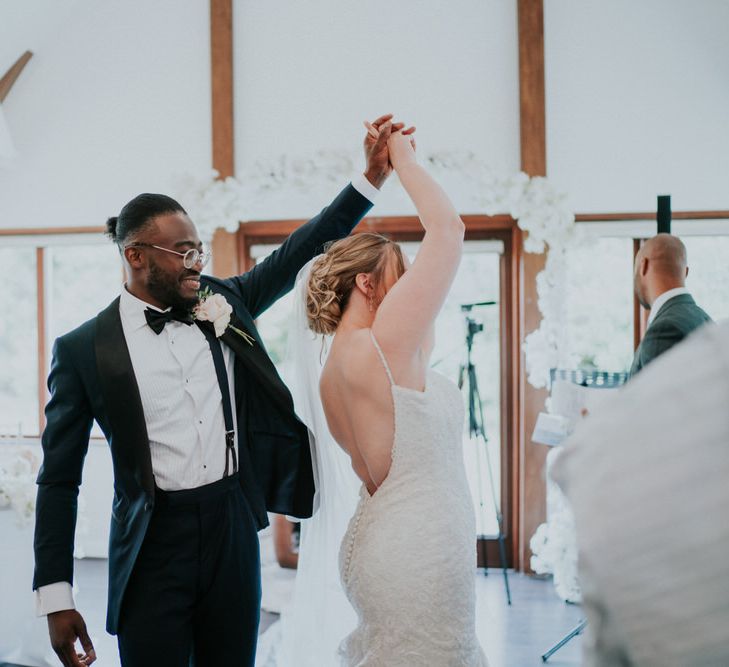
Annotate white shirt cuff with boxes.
[36,581,75,616]
[351,173,381,203]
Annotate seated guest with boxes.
[630,233,711,376]
[552,320,728,667]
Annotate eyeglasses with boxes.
[125,243,212,269]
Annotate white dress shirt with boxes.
[36,175,379,616]
[647,286,690,326]
[120,286,238,490]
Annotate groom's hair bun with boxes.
[306,233,405,335]
[105,193,187,245]
[105,216,119,240]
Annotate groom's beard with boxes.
[147,260,199,311]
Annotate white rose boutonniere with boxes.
[194,287,255,345]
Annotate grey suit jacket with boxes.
[629,293,712,377]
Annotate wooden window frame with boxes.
[2,209,725,563]
[1,226,108,438]
[574,210,729,351]
[238,214,522,568]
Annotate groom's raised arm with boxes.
[225,177,377,319]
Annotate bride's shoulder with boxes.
[327,329,380,383]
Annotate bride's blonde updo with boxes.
[306,233,405,335]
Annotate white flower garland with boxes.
[177,151,578,389]
[0,449,38,523]
[530,448,582,602]
[474,169,581,390]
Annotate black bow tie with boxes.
[144,307,194,335]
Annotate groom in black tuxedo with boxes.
[33,115,410,666]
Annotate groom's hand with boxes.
[363,113,416,189]
[48,609,96,666]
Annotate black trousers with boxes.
[117,474,261,667]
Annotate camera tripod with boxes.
[458,303,512,605]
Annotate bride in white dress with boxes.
[304,127,488,666]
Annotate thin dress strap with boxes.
[369,330,395,386]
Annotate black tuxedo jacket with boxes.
[630,293,712,377]
[33,184,372,634]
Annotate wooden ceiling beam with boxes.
[0,51,33,103]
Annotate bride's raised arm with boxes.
[372,131,464,356]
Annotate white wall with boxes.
[234,0,520,167]
[1,1,726,228]
[0,0,211,229]
[545,0,729,213]
[232,0,521,217]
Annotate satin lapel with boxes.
[95,297,155,496]
[221,313,293,412]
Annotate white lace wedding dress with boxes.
[338,332,488,666]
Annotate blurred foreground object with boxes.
[553,321,729,666]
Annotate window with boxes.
[47,244,123,344]
[563,235,635,371]
[430,243,502,536]
[0,234,124,437]
[47,242,124,436]
[683,236,729,321]
[253,239,505,536]
[0,247,38,437]
[248,245,297,368]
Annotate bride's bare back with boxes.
[320,327,434,495]
[317,130,463,496]
[320,330,399,495]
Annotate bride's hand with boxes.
[387,130,417,171]
[362,115,415,187]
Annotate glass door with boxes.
[254,239,506,539]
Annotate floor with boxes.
[473,570,583,667]
[4,560,583,667]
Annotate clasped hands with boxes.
[362,113,417,188]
